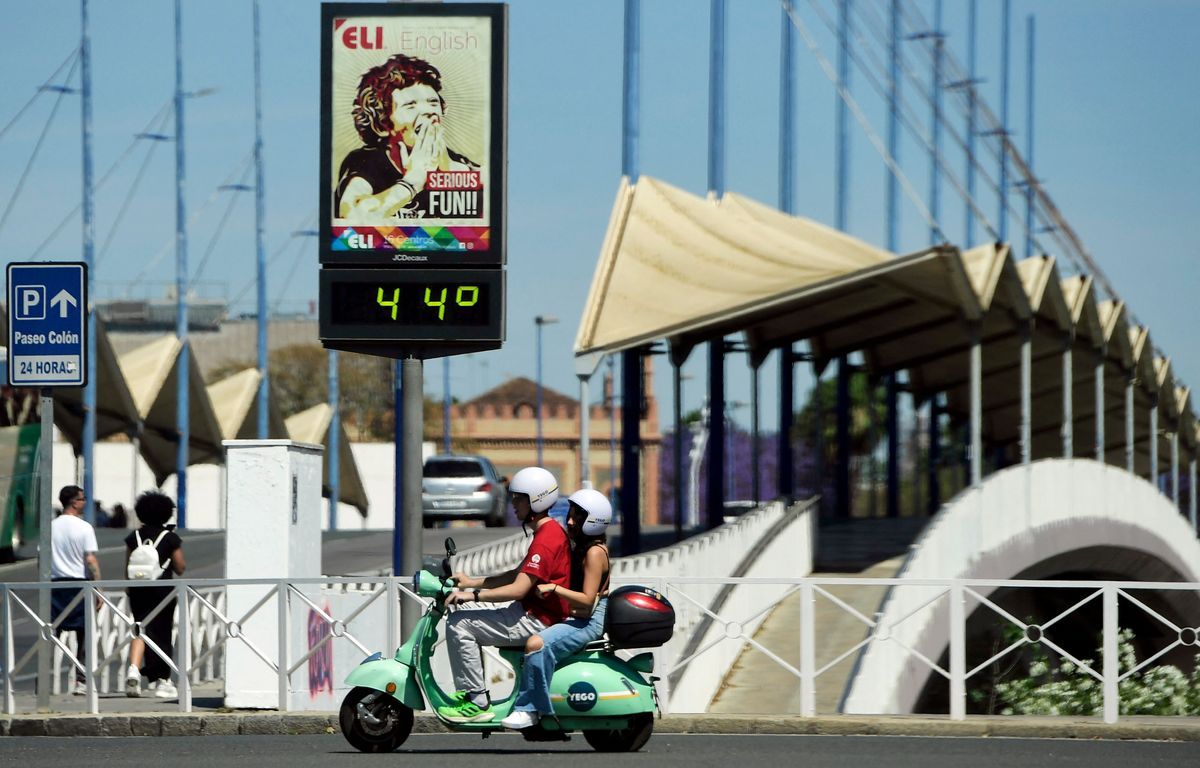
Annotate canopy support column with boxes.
[778,346,795,503]
[620,348,644,554]
[1125,373,1135,474]
[1095,346,1106,462]
[1150,396,1159,488]
[970,323,982,488]
[928,395,941,514]
[1020,322,1031,466]
[836,357,851,517]
[1062,337,1073,459]
[886,374,899,518]
[1170,430,1179,505]
[706,340,726,529]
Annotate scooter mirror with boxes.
[444,537,457,557]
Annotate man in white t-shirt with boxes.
[51,485,101,695]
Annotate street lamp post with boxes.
[535,315,559,466]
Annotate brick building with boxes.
[432,369,662,524]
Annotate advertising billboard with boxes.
[320,3,506,266]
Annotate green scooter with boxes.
[339,538,661,752]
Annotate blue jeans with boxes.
[512,598,607,715]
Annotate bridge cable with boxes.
[30,99,174,261]
[0,54,81,243]
[0,47,80,145]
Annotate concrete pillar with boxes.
[1149,396,1159,488]
[224,439,323,709]
[1062,338,1073,459]
[1125,373,1134,474]
[1020,322,1031,465]
[970,324,982,487]
[1094,347,1105,462]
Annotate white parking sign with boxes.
[6,262,88,387]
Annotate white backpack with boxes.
[127,529,170,580]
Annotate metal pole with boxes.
[1095,348,1105,462]
[887,0,899,251]
[1023,15,1036,259]
[780,0,795,216]
[751,363,760,504]
[328,350,339,530]
[1171,430,1179,505]
[965,0,977,246]
[778,347,794,503]
[622,0,639,181]
[1020,322,1031,465]
[949,580,966,720]
[1189,458,1197,532]
[1150,396,1159,487]
[620,350,643,553]
[928,0,943,244]
[608,357,616,507]
[174,0,190,527]
[1102,585,1118,723]
[253,0,269,439]
[392,360,402,576]
[928,395,941,513]
[37,389,53,710]
[400,358,423,633]
[80,0,97,522]
[442,358,451,453]
[779,5,796,506]
[579,376,591,486]
[834,0,851,519]
[1125,373,1135,474]
[836,359,850,517]
[836,0,850,231]
[706,0,726,531]
[970,325,982,487]
[886,375,898,517]
[1062,339,1073,459]
[673,362,683,540]
[998,0,1011,242]
[536,322,545,465]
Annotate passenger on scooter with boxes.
[438,466,572,722]
[501,488,612,730]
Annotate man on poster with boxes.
[334,53,482,224]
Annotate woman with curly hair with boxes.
[123,491,186,699]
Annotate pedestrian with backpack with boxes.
[123,491,186,698]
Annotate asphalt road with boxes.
[0,526,516,582]
[2,734,1198,766]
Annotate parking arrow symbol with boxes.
[49,289,77,318]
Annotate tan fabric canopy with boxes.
[206,368,289,441]
[575,176,892,356]
[118,334,224,485]
[573,175,1196,471]
[286,403,368,516]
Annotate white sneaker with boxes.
[501,710,539,730]
[125,665,141,698]
[72,680,87,696]
[153,680,177,699]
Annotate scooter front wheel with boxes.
[582,711,654,752]
[339,686,414,753]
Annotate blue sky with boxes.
[1,0,1196,432]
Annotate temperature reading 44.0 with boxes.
[328,278,492,327]
[374,285,481,321]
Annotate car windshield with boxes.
[424,459,485,478]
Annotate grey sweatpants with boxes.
[446,601,547,695]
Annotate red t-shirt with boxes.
[519,519,571,626]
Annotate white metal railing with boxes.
[844,459,1200,716]
[4,575,1199,723]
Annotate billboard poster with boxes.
[321,3,505,265]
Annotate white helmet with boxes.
[568,488,612,536]
[509,467,559,514]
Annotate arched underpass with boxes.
[843,459,1200,715]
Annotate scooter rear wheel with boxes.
[582,712,653,752]
[340,686,414,753]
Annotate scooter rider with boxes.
[438,466,571,722]
[502,488,612,730]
